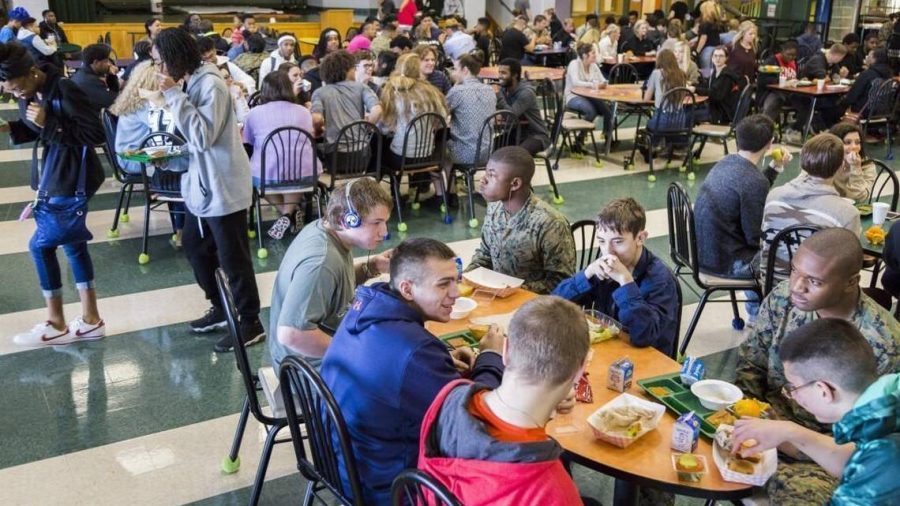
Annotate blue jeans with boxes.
[699,46,715,70]
[729,258,760,317]
[30,240,95,298]
[567,96,613,135]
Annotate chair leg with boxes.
[436,171,452,225]
[390,174,406,232]
[248,423,282,506]
[588,130,602,164]
[723,136,730,155]
[301,481,316,506]
[254,191,264,254]
[123,184,135,218]
[680,289,712,357]
[223,396,250,473]
[139,190,152,264]
[465,171,477,227]
[109,183,129,234]
[541,155,563,204]
[870,259,883,289]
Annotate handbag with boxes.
[29,143,93,248]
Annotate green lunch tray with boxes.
[119,149,188,164]
[439,330,480,351]
[637,372,720,440]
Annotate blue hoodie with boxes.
[320,283,504,505]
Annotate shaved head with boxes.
[488,146,535,187]
[799,228,863,278]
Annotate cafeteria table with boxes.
[478,66,565,82]
[767,82,849,142]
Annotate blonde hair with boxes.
[733,20,758,53]
[633,20,650,35]
[674,40,692,73]
[109,60,158,116]
[700,2,723,24]
[601,23,620,39]
[380,53,447,129]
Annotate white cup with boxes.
[873,202,890,225]
[617,53,624,63]
[816,79,825,92]
[778,75,786,87]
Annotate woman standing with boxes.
[0,43,107,346]
[695,2,723,69]
[397,0,418,30]
[727,20,758,82]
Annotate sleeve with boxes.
[310,87,324,115]
[56,81,106,146]
[163,76,229,152]
[830,442,900,506]
[277,261,338,331]
[735,295,777,401]
[8,100,40,144]
[31,36,57,56]
[801,55,827,79]
[525,215,576,294]
[114,112,151,174]
[506,88,536,118]
[229,63,257,95]
[739,178,768,248]
[361,85,380,112]
[257,58,272,88]
[552,271,596,302]
[611,273,676,349]
[566,60,594,90]
[467,232,493,271]
[842,160,876,202]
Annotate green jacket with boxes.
[830,374,900,505]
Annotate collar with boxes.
[630,247,653,283]
[790,173,840,196]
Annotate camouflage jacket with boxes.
[831,374,900,505]
[467,193,575,295]
[736,281,900,432]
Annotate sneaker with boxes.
[782,128,802,145]
[190,306,227,333]
[291,209,304,234]
[12,321,71,347]
[213,318,266,353]
[68,316,106,341]
[267,215,291,240]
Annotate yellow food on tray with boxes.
[649,386,672,397]
[458,283,474,297]
[865,225,886,246]
[468,324,489,340]
[732,398,770,418]
[707,409,736,428]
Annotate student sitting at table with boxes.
[494,58,551,156]
[674,40,699,85]
[467,147,576,295]
[736,228,900,505]
[552,198,679,356]
[759,40,800,128]
[694,45,742,124]
[795,43,850,133]
[837,48,896,120]
[620,19,656,56]
[828,122,877,203]
[596,24,620,61]
[640,49,691,159]
[733,318,900,505]
[758,133,861,284]
[564,43,612,151]
[321,238,505,505]
[268,178,392,371]
[418,296,589,506]
[838,33,863,76]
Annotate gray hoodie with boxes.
[163,62,252,218]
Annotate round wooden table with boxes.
[602,55,657,66]
[478,66,565,81]
[427,290,753,504]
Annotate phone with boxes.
[886,211,900,221]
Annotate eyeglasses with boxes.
[781,380,819,399]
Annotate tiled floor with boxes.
[0,101,895,505]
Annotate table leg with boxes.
[803,96,818,142]
[613,479,639,506]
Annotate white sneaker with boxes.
[12,321,72,346]
[782,129,802,145]
[68,316,106,341]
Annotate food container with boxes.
[450,297,477,319]
[671,411,701,453]
[690,379,744,410]
[712,425,778,486]
[672,453,707,482]
[680,356,705,386]
[584,309,621,344]
[586,393,666,448]
[607,357,633,392]
[462,267,524,298]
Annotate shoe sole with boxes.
[212,332,266,353]
[191,321,228,333]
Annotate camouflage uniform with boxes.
[736,280,900,505]
[467,193,575,295]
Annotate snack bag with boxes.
[680,356,705,386]
[575,371,594,403]
[607,357,633,392]
[671,411,701,453]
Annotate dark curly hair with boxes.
[0,42,34,81]
[319,49,355,84]
[153,28,201,81]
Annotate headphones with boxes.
[342,179,361,229]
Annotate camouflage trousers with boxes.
[766,460,838,505]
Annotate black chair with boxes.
[390,469,462,506]
[454,109,520,228]
[629,87,697,182]
[666,182,762,357]
[321,120,382,193]
[489,37,502,66]
[859,79,900,161]
[571,219,600,271]
[214,269,291,506]
[532,77,564,205]
[689,77,753,167]
[279,356,365,506]
[606,63,640,145]
[669,266,684,361]
[249,126,322,259]
[135,131,186,264]
[762,224,820,296]
[384,112,451,232]
[100,109,144,239]
[248,91,262,108]
[867,159,900,210]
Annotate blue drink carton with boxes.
[607,357,633,392]
[671,411,701,453]
[680,356,705,386]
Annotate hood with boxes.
[341,283,423,335]
[834,374,900,445]
[870,63,893,79]
[268,49,296,62]
[186,62,222,92]
[430,383,562,463]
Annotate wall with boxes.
[13,0,50,16]
[311,0,377,8]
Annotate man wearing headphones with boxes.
[267,177,393,370]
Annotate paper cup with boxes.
[778,76,786,86]
[617,53,624,63]
[816,79,825,92]
[873,202,890,225]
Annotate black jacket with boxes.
[71,65,120,112]
[38,21,68,43]
[799,52,839,80]
[8,65,105,197]
[621,32,655,56]
[840,63,894,113]
[695,66,742,124]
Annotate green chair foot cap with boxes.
[647,174,657,182]
[678,165,687,173]
[106,229,120,239]
[119,213,130,223]
[468,218,479,228]
[552,195,565,205]
[593,160,604,168]
[138,253,150,265]
[625,164,635,171]
[572,152,584,160]
[687,172,696,181]
[257,248,268,259]
[693,158,701,165]
[247,230,257,239]
[411,202,421,210]
[397,222,408,232]
[221,456,241,474]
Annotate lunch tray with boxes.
[637,372,718,439]
[438,330,480,351]
[119,149,188,164]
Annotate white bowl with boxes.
[450,297,477,320]
[691,380,743,411]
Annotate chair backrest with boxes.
[489,37,502,66]
[474,109,520,168]
[536,77,563,146]
[279,356,365,506]
[763,224,820,295]
[390,469,462,506]
[326,120,382,186]
[666,182,699,275]
[248,91,261,108]
[728,77,753,127]
[653,86,697,134]
[608,63,639,84]
[863,78,900,120]
[399,112,448,172]
[757,47,773,64]
[258,126,319,192]
[867,159,900,211]
[571,219,600,271]
[100,108,130,183]
[138,131,185,194]
[214,269,282,426]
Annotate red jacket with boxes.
[417,379,584,506]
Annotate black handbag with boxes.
[29,143,93,249]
